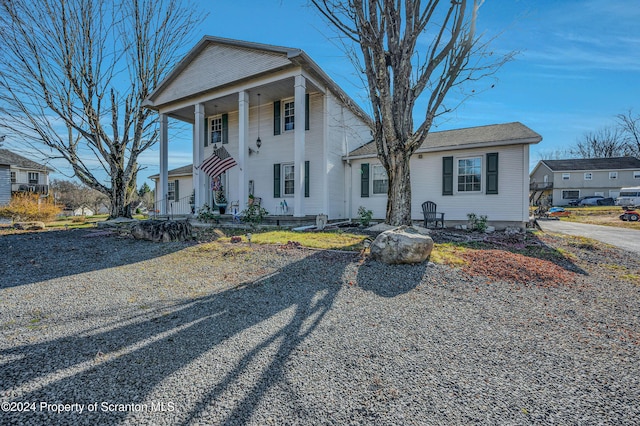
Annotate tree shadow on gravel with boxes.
[354,259,426,297]
[0,229,188,289]
[0,249,356,425]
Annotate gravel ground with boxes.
[1,228,639,425]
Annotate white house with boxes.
[143,36,541,229]
[148,164,194,214]
[0,148,51,206]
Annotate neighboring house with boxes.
[530,157,640,206]
[0,148,51,206]
[148,164,194,214]
[143,36,541,229]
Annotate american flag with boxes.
[200,146,237,178]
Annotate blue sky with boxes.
[5,0,640,188]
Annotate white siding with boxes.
[197,91,371,219]
[351,144,530,225]
[0,165,10,206]
[155,45,292,106]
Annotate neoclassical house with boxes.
[144,36,541,228]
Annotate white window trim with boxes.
[371,164,388,195]
[167,181,176,201]
[282,163,295,197]
[634,171,640,179]
[455,156,482,193]
[283,99,295,132]
[562,173,570,180]
[584,172,592,181]
[28,172,39,185]
[210,115,223,144]
[609,171,618,179]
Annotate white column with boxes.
[293,74,306,217]
[159,113,168,215]
[194,103,205,210]
[238,91,248,208]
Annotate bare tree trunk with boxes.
[386,150,412,226]
[311,0,513,225]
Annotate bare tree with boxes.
[0,0,203,218]
[51,179,109,214]
[617,109,640,156]
[311,0,513,225]
[569,126,630,159]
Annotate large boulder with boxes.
[130,220,192,242]
[370,225,434,264]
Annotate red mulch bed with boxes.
[461,249,576,287]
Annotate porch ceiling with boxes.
[165,76,321,123]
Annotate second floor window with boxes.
[284,101,295,131]
[210,116,222,144]
[28,172,39,185]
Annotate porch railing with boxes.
[149,194,194,219]
[11,183,49,195]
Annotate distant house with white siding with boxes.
[143,36,541,229]
[530,157,640,206]
[0,148,51,206]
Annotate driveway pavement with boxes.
[536,219,640,254]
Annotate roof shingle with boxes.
[541,157,640,172]
[347,122,541,158]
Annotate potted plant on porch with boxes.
[214,189,227,214]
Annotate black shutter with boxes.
[273,163,281,198]
[361,163,370,197]
[305,93,310,131]
[222,114,229,144]
[305,160,310,197]
[273,101,281,135]
[174,180,180,200]
[442,156,453,196]
[204,117,208,147]
[486,152,499,194]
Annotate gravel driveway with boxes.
[1,228,639,425]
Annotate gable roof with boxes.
[144,36,371,126]
[347,122,541,158]
[540,157,640,172]
[0,148,52,171]
[148,164,193,180]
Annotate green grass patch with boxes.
[234,230,368,251]
[429,243,468,266]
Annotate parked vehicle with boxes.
[616,187,640,207]
[569,195,605,206]
[620,207,640,221]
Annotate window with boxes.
[283,101,295,131]
[562,190,579,199]
[283,164,295,195]
[609,172,618,179]
[562,173,570,180]
[167,182,175,201]
[457,157,481,192]
[210,116,222,144]
[584,172,592,180]
[634,171,640,179]
[10,171,16,183]
[28,172,38,185]
[372,165,388,194]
